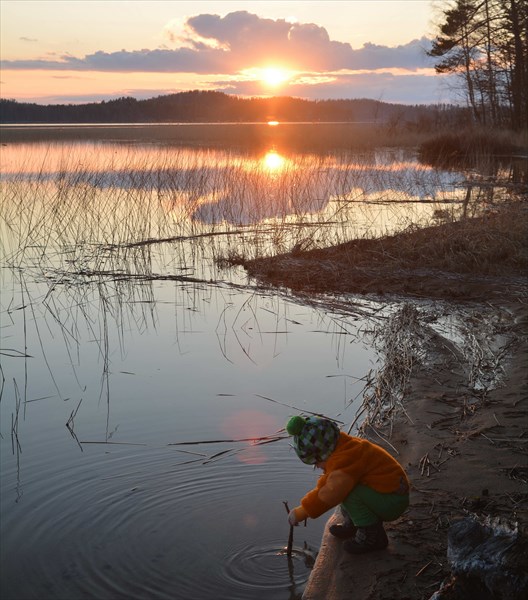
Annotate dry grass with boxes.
[418,128,527,167]
[348,304,428,442]
[240,201,528,301]
[335,202,528,275]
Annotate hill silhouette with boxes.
[0,90,464,125]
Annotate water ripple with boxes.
[1,444,322,599]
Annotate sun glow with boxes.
[262,67,290,87]
[263,150,286,172]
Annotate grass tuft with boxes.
[241,201,528,301]
[418,128,527,168]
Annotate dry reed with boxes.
[349,304,428,441]
[2,137,525,456]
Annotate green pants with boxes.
[341,484,409,527]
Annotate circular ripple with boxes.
[221,541,316,596]
[1,445,323,600]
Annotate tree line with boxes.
[0,91,468,128]
[429,0,527,130]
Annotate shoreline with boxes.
[302,299,527,599]
[240,204,527,306]
[238,205,527,599]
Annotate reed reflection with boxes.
[1,139,487,272]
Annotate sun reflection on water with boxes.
[263,150,286,172]
[221,410,280,465]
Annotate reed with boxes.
[349,303,427,440]
[418,127,527,168]
[2,142,467,284]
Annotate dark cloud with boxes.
[180,11,431,72]
[2,11,434,73]
[0,47,230,73]
[186,11,291,51]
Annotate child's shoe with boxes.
[343,521,388,554]
[329,519,357,539]
[329,510,357,539]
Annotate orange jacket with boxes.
[294,432,409,521]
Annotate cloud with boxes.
[1,11,434,74]
[14,69,456,105]
[0,48,228,73]
[19,36,38,43]
[213,70,454,105]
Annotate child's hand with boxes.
[288,509,299,526]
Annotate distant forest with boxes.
[0,90,468,128]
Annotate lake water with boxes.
[1,125,470,599]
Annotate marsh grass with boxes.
[2,138,524,300]
[418,127,528,169]
[1,142,470,288]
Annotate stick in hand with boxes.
[283,501,294,557]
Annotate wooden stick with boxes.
[283,501,294,557]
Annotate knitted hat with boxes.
[286,415,340,465]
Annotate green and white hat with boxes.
[286,415,340,465]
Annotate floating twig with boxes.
[66,398,83,452]
[80,440,147,446]
[255,394,345,424]
[167,435,288,446]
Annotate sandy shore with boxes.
[302,300,527,600]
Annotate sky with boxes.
[0,1,455,106]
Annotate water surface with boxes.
[1,127,470,599]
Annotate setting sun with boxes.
[262,67,290,87]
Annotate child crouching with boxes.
[286,415,409,554]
